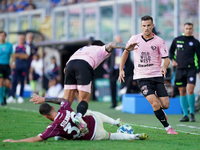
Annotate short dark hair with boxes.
[141,15,153,23]
[91,40,105,46]
[0,31,7,36]
[184,22,193,27]
[39,103,52,116]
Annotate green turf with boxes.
[1,99,200,150]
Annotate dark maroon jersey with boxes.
[40,101,96,140]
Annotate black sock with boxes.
[154,108,169,127]
[77,101,88,116]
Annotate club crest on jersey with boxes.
[151,46,156,50]
[189,42,193,46]
[141,85,148,96]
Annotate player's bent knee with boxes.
[162,103,169,109]
[151,102,160,110]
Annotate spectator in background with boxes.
[16,0,28,12]
[29,53,43,93]
[106,35,132,109]
[7,34,31,104]
[58,0,77,6]
[0,31,13,106]
[50,0,61,8]
[25,32,38,84]
[25,0,36,10]
[46,75,62,98]
[7,0,16,12]
[0,0,7,13]
[47,56,59,79]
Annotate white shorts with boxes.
[85,110,109,140]
[64,81,92,93]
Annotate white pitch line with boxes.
[128,123,200,135]
[5,106,38,113]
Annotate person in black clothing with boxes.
[107,35,132,108]
[26,32,38,84]
[169,22,200,122]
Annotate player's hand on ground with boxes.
[3,139,16,142]
[172,60,178,66]
[161,67,167,78]
[30,93,45,104]
[118,70,125,83]
[125,42,139,51]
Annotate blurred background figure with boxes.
[47,56,59,79]
[0,31,13,106]
[0,0,7,13]
[25,32,38,84]
[7,34,31,104]
[16,0,28,12]
[106,35,132,109]
[25,0,36,10]
[29,53,43,93]
[58,0,77,6]
[46,75,62,98]
[50,0,61,8]
[7,0,16,12]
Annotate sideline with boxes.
[2,106,38,113]
[129,123,200,135]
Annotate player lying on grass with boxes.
[3,94,148,142]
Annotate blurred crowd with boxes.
[0,31,62,105]
[0,0,36,13]
[0,0,103,14]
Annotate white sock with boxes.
[165,125,171,131]
[109,133,139,140]
[89,111,115,125]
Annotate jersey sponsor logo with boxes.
[138,64,154,67]
[189,42,193,46]
[189,77,194,81]
[140,52,151,63]
[164,49,167,53]
[151,46,157,50]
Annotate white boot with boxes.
[17,96,24,104]
[7,96,16,103]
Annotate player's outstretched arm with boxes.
[3,136,43,143]
[30,93,68,105]
[105,42,138,53]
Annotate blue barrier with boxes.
[122,94,182,114]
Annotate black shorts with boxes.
[175,68,196,87]
[64,60,94,85]
[0,64,11,79]
[137,77,168,97]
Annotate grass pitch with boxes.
[1,99,200,150]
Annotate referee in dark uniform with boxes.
[169,22,200,122]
